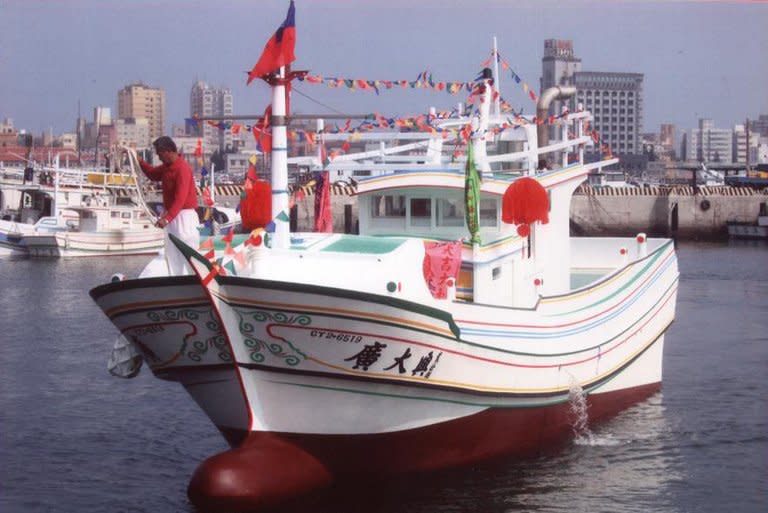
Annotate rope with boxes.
[291,85,348,116]
[109,145,158,223]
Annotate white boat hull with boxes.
[23,230,164,257]
[727,221,768,240]
[91,239,677,443]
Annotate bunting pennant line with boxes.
[297,71,478,97]
[493,51,539,103]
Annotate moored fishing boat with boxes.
[0,151,161,257]
[89,3,678,511]
[22,203,164,257]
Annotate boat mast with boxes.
[53,153,60,218]
[472,77,492,175]
[493,36,501,117]
[270,67,290,249]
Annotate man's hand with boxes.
[155,217,169,229]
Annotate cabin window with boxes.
[409,198,431,227]
[121,212,132,219]
[111,212,120,218]
[479,199,498,227]
[371,195,405,218]
[436,198,464,227]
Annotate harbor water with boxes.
[1,241,766,512]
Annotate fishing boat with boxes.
[21,202,164,257]
[0,152,159,257]
[726,201,768,240]
[90,78,678,511]
[89,5,678,509]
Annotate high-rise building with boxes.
[540,39,644,158]
[540,39,582,117]
[660,124,675,150]
[83,106,112,149]
[574,72,644,156]
[751,114,768,137]
[117,83,166,141]
[115,118,151,150]
[0,118,18,147]
[685,119,733,163]
[189,80,234,153]
[732,124,760,165]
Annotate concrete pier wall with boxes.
[570,186,768,240]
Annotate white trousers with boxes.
[165,209,200,276]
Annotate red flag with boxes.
[252,105,272,154]
[247,1,297,84]
[246,162,258,183]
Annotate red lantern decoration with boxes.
[240,180,272,231]
[516,224,530,237]
[502,177,550,228]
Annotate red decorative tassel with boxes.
[502,177,549,227]
[240,180,272,231]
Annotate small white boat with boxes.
[22,203,163,257]
[727,202,768,240]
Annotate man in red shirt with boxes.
[139,136,200,275]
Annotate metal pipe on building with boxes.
[536,86,577,150]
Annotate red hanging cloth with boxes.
[240,180,272,231]
[313,171,332,232]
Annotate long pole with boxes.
[210,163,215,205]
[53,153,60,218]
[493,36,501,116]
[270,68,290,249]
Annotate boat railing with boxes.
[294,105,618,177]
[570,235,665,270]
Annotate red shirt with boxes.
[140,156,198,222]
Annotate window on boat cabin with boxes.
[111,212,120,218]
[409,198,431,227]
[371,194,405,218]
[121,212,131,219]
[436,198,464,227]
[479,198,498,227]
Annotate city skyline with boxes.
[1,0,766,136]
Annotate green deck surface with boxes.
[321,235,406,254]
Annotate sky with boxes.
[1,0,766,137]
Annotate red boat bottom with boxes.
[187,433,333,512]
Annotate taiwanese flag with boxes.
[247,1,296,84]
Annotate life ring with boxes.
[700,199,711,211]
